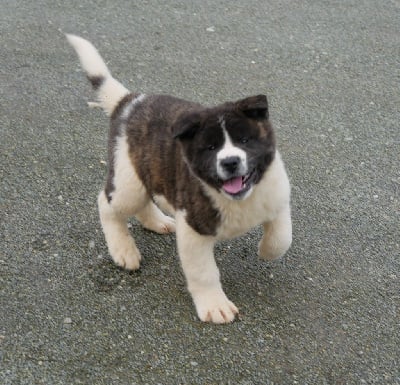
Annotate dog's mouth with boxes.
[221,169,256,199]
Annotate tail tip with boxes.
[65,33,84,46]
[65,33,79,46]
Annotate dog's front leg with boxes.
[258,204,292,260]
[176,212,238,324]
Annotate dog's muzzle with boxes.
[217,157,256,199]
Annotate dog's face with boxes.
[173,95,275,200]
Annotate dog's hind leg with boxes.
[98,134,149,270]
[98,190,142,270]
[135,201,176,234]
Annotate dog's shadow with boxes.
[87,218,178,292]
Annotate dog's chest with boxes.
[216,203,265,239]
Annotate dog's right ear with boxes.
[172,111,201,140]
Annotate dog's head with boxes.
[172,95,275,200]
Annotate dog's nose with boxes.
[220,156,240,174]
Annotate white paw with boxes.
[258,234,292,261]
[142,214,176,234]
[109,236,142,270]
[193,290,239,324]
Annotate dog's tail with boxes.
[66,34,130,115]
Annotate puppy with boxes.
[66,35,292,323]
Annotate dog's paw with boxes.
[193,290,239,324]
[109,236,142,270]
[258,239,283,260]
[142,214,176,234]
[258,233,291,261]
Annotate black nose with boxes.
[220,156,240,173]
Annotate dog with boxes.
[66,34,292,323]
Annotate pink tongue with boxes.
[222,176,243,194]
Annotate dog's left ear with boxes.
[172,111,202,140]
[236,94,269,120]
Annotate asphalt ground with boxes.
[1,1,399,384]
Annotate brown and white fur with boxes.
[66,34,292,324]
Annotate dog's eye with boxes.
[241,137,249,144]
[208,144,216,151]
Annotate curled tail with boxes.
[66,34,130,115]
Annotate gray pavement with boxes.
[1,0,399,384]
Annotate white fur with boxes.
[135,203,176,234]
[107,135,148,213]
[98,190,142,270]
[258,204,292,260]
[98,135,145,269]
[216,117,247,179]
[175,211,238,323]
[153,194,176,217]
[66,34,129,115]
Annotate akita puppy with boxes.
[67,34,292,323]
